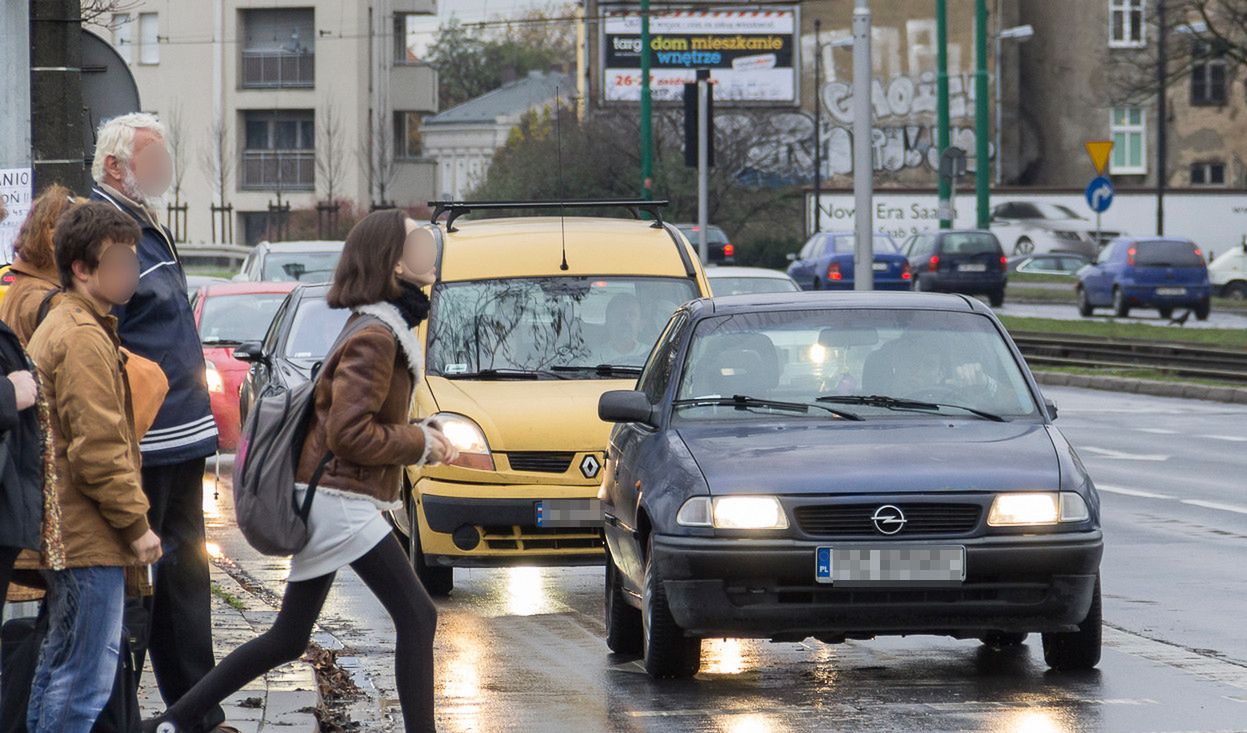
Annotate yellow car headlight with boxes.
[987,492,1090,526]
[429,412,494,471]
[712,496,789,530]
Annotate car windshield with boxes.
[831,235,898,254]
[1035,203,1083,220]
[198,293,287,344]
[941,233,1001,255]
[427,276,699,378]
[285,296,351,359]
[674,309,1038,420]
[710,276,800,296]
[1134,240,1205,267]
[262,251,342,282]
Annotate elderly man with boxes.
[90,113,231,733]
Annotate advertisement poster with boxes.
[0,167,33,263]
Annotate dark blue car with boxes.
[1076,237,1212,319]
[598,292,1103,679]
[786,231,912,291]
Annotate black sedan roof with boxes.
[692,291,991,318]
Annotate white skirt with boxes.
[288,485,395,582]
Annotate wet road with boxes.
[992,299,1247,329]
[202,387,1247,733]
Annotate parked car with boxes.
[234,283,351,425]
[235,240,344,283]
[1007,253,1090,276]
[786,231,912,291]
[1208,242,1247,300]
[397,204,713,596]
[1076,237,1212,319]
[901,230,1009,307]
[990,201,1114,258]
[193,281,297,451]
[674,223,736,264]
[186,275,229,299]
[598,291,1103,678]
[706,266,800,296]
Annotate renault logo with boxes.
[580,454,602,479]
[871,505,907,535]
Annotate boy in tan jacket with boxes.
[25,201,163,733]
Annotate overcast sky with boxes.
[406,0,570,58]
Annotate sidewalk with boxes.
[137,563,321,733]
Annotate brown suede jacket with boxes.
[295,304,428,508]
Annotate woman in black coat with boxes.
[0,317,45,603]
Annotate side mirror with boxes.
[232,341,266,364]
[599,390,656,426]
[1044,397,1058,421]
[786,253,798,262]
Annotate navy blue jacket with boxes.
[91,187,218,465]
[0,319,43,552]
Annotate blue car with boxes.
[1076,237,1212,319]
[598,291,1103,679]
[786,231,913,291]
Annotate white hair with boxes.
[92,112,167,185]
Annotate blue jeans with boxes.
[27,565,125,733]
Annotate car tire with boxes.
[1042,575,1102,671]
[981,631,1028,648]
[408,497,453,597]
[605,545,643,655]
[1195,298,1211,321]
[1076,287,1095,317]
[1112,288,1130,318]
[988,290,1005,308]
[1014,237,1034,255]
[1224,281,1247,300]
[642,535,701,679]
[1158,307,1173,320]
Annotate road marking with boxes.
[1097,484,1175,500]
[1181,499,1247,516]
[1200,434,1247,443]
[1083,446,1170,461]
[1104,625,1247,693]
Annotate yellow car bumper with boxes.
[412,477,605,567]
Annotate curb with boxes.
[1034,370,1247,404]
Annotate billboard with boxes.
[600,7,799,105]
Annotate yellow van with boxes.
[392,200,711,594]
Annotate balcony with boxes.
[241,51,314,89]
[389,63,437,112]
[240,150,314,191]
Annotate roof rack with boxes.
[428,199,669,232]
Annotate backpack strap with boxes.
[35,288,61,327]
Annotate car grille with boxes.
[793,503,982,537]
[506,452,575,473]
[481,525,604,552]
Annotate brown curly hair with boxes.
[14,184,85,272]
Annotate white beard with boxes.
[121,168,168,211]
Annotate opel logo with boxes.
[871,505,907,535]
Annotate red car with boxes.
[191,281,297,451]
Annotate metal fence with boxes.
[240,150,315,191]
[241,51,314,88]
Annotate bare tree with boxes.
[81,0,142,25]
[199,117,233,207]
[316,99,347,204]
[166,102,189,206]
[357,109,398,208]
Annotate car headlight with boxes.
[677,496,789,530]
[429,412,494,471]
[205,362,224,393]
[987,492,1090,526]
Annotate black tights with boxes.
[159,535,438,732]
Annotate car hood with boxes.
[425,376,634,452]
[677,418,1059,495]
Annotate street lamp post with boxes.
[994,25,1034,186]
[813,19,821,233]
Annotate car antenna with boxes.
[555,87,569,271]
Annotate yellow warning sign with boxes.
[1085,140,1114,176]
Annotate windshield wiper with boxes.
[443,368,568,381]
[816,394,1004,422]
[551,364,643,377]
[674,394,861,421]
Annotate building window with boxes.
[240,8,315,89]
[394,112,423,159]
[1190,161,1226,186]
[1110,107,1146,174]
[1109,0,1146,48]
[394,14,424,64]
[138,13,159,64]
[241,110,315,191]
[112,13,133,64]
[1191,42,1227,105]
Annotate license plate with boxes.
[958,263,987,272]
[535,499,602,528]
[1156,287,1186,296]
[815,546,966,585]
[872,262,889,271]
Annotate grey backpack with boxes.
[233,314,379,556]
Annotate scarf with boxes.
[388,280,431,329]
